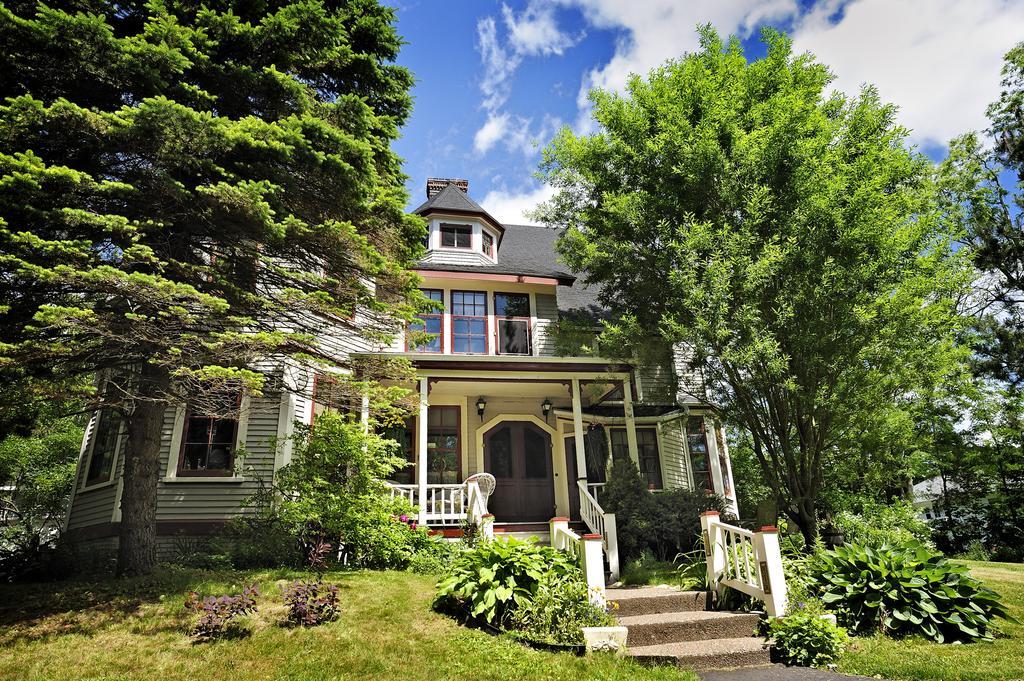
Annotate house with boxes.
[63,178,739,571]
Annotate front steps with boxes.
[607,586,771,672]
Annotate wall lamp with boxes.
[541,397,553,420]
[476,397,487,421]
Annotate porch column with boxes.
[417,377,429,525]
[622,377,639,466]
[359,389,370,435]
[707,416,726,498]
[571,379,587,494]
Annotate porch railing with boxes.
[385,482,466,524]
[550,517,605,606]
[701,511,787,617]
[577,480,620,581]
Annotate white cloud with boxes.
[474,2,581,155]
[791,0,1024,145]
[480,183,557,224]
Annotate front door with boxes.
[484,421,555,522]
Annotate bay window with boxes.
[687,416,714,492]
[409,289,443,352]
[440,223,472,248]
[494,292,531,355]
[85,409,122,486]
[178,396,240,476]
[482,231,495,258]
[451,290,487,353]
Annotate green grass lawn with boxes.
[0,567,698,681]
[836,560,1024,681]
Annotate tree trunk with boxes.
[795,500,819,550]
[116,364,170,577]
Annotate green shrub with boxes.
[168,537,233,570]
[813,540,1011,643]
[407,537,464,575]
[831,500,933,549]
[601,459,730,562]
[434,539,579,626]
[769,608,848,667]
[506,572,614,645]
[955,540,992,562]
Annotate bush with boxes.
[601,459,731,562]
[506,572,615,645]
[955,540,992,562]
[813,540,1011,643]
[770,607,848,667]
[831,500,933,549]
[434,539,580,626]
[283,541,339,627]
[168,537,233,570]
[184,584,260,642]
[407,537,463,575]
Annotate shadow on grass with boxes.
[0,566,359,646]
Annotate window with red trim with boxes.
[440,223,472,248]
[427,406,460,483]
[451,290,487,353]
[408,289,443,353]
[482,231,495,258]
[494,292,531,355]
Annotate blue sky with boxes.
[391,0,1024,223]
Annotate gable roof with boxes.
[412,182,505,236]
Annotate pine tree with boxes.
[0,0,424,575]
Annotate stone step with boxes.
[606,586,708,617]
[628,637,771,671]
[618,610,760,646]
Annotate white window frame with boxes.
[78,408,125,492]
[162,396,250,483]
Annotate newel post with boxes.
[549,517,569,551]
[701,511,725,596]
[603,512,620,582]
[581,533,607,607]
[752,525,788,617]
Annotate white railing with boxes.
[577,480,620,581]
[549,518,605,606]
[701,512,787,617]
[587,482,605,503]
[385,482,466,524]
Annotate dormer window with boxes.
[482,232,495,259]
[440,223,472,248]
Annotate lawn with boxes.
[837,560,1024,681]
[0,567,697,681]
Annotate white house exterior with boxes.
[63,178,739,565]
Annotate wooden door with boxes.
[484,421,555,522]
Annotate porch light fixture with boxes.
[476,397,487,420]
[541,398,553,420]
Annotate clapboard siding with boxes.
[155,394,282,520]
[659,416,692,490]
[534,293,558,356]
[420,249,492,267]
[67,412,118,530]
[636,342,677,404]
[673,343,709,404]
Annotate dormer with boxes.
[414,178,504,265]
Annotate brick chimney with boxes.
[426,177,469,198]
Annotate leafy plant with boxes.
[831,500,934,549]
[283,542,340,627]
[675,549,709,591]
[183,584,260,642]
[813,540,1012,642]
[770,608,849,667]
[434,539,580,626]
[506,572,614,645]
[168,537,232,571]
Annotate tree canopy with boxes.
[0,0,424,574]
[538,27,971,543]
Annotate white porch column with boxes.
[707,416,726,497]
[622,377,639,466]
[417,377,429,525]
[360,390,370,434]
[571,378,587,487]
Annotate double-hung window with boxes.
[85,409,122,486]
[409,289,443,352]
[686,416,714,492]
[440,223,472,248]
[494,292,531,355]
[178,395,240,476]
[426,406,460,484]
[451,290,487,353]
[610,428,663,489]
[383,419,416,484]
[482,231,495,258]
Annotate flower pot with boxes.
[581,626,628,655]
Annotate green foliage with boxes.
[955,541,992,562]
[273,411,437,569]
[539,26,971,545]
[675,549,709,591]
[0,412,82,581]
[602,458,730,562]
[506,572,615,645]
[770,608,849,667]
[832,500,934,550]
[434,539,580,626]
[813,541,1012,643]
[184,584,260,642]
[0,0,424,575]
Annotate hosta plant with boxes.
[813,541,1012,643]
[434,538,580,626]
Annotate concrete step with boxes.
[628,637,771,671]
[607,586,708,617]
[618,610,760,646]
